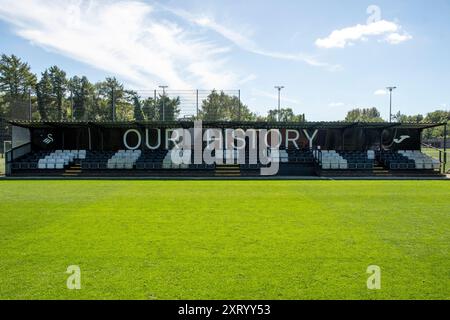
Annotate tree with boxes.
[345,107,383,122]
[48,66,67,120]
[422,110,450,139]
[142,97,158,121]
[96,77,134,121]
[198,90,255,121]
[68,76,92,121]
[131,93,144,121]
[266,108,305,122]
[0,54,36,99]
[156,95,180,121]
[36,70,53,120]
[0,54,36,119]
[392,111,424,123]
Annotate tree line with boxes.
[0,53,448,137]
[0,54,306,123]
[0,54,183,122]
[344,107,449,139]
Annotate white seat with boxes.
[330,158,339,164]
[46,163,55,169]
[339,163,348,169]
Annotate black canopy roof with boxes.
[8,120,446,130]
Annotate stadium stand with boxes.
[38,150,85,169]
[399,150,440,170]
[163,149,190,169]
[314,150,348,170]
[5,120,446,177]
[11,150,52,170]
[338,150,375,170]
[379,150,440,170]
[12,150,86,170]
[107,150,141,169]
[286,149,314,163]
[135,149,167,170]
[81,151,115,170]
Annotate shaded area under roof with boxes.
[8,120,446,130]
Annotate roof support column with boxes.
[444,123,447,173]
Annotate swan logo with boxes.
[393,135,410,144]
[43,134,54,145]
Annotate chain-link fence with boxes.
[62,89,241,122]
[135,90,241,120]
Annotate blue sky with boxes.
[0,0,449,120]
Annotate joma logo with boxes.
[393,135,410,144]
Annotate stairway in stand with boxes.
[63,163,82,177]
[372,162,391,177]
[215,164,241,177]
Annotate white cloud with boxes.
[383,32,413,45]
[0,0,243,89]
[374,89,388,96]
[165,6,341,71]
[238,74,257,85]
[328,102,345,107]
[316,20,412,49]
[252,89,300,105]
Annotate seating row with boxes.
[38,150,86,169]
[107,150,141,169]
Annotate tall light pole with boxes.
[28,88,32,121]
[274,86,284,122]
[159,85,168,121]
[386,86,397,122]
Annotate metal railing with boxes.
[5,142,31,176]
[421,143,448,173]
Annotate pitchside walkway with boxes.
[1,175,448,181]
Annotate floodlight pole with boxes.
[70,89,74,121]
[159,86,169,122]
[196,89,199,119]
[386,86,397,122]
[28,88,32,121]
[112,86,115,122]
[275,86,284,122]
[238,90,241,121]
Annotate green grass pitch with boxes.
[0,180,449,300]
